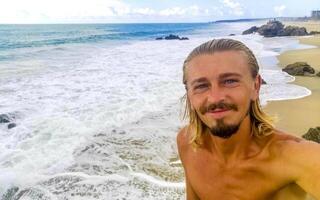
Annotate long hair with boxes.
[182,39,274,148]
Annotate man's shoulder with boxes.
[176,126,194,163]
[269,130,320,162]
[176,126,190,150]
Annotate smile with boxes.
[206,108,232,119]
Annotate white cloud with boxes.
[159,7,186,16]
[132,8,156,15]
[0,0,132,23]
[274,5,286,17]
[0,0,210,23]
[158,5,205,17]
[212,6,224,17]
[221,0,244,16]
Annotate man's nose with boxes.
[207,85,225,103]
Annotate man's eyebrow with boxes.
[189,73,242,86]
[190,77,207,86]
[219,73,242,79]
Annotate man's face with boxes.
[185,50,261,138]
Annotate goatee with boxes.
[209,119,240,139]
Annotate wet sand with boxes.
[263,22,320,136]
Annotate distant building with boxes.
[311,10,320,19]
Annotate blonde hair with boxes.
[182,39,274,148]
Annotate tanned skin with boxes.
[177,51,320,200]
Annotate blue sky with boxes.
[1,0,319,23]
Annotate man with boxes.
[177,38,320,200]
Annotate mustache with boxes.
[199,101,238,115]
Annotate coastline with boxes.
[263,22,320,136]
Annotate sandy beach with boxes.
[263,21,320,136]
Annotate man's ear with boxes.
[252,75,262,100]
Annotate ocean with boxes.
[0,22,313,199]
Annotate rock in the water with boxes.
[278,26,308,36]
[310,31,320,35]
[0,114,11,123]
[257,20,284,37]
[302,127,320,143]
[282,62,315,76]
[242,20,309,37]
[229,33,236,36]
[8,123,16,129]
[242,26,259,35]
[180,37,189,40]
[156,34,189,40]
[165,34,180,40]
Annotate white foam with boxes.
[131,172,184,188]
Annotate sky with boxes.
[0,0,319,24]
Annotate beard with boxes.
[199,101,251,139]
[208,119,240,139]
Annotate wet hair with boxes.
[182,38,274,148]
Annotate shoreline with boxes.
[263,22,320,136]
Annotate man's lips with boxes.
[208,108,229,113]
[206,108,231,118]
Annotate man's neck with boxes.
[206,116,259,165]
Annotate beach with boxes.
[0,21,319,199]
[263,21,320,136]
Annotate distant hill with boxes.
[212,18,270,23]
[212,17,311,23]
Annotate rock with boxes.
[282,62,315,76]
[309,31,320,35]
[317,72,320,77]
[8,123,16,129]
[242,26,259,35]
[157,34,189,40]
[180,37,189,40]
[242,20,309,37]
[278,26,308,36]
[164,34,180,40]
[0,114,11,123]
[229,34,236,36]
[257,20,284,37]
[302,127,320,143]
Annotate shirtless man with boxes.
[177,39,320,200]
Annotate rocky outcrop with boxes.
[257,21,284,37]
[242,20,309,37]
[156,34,189,40]
[282,62,315,76]
[310,31,320,35]
[8,123,16,129]
[242,26,259,35]
[0,113,16,129]
[0,114,15,123]
[278,26,308,36]
[302,127,320,143]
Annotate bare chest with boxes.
[185,154,295,200]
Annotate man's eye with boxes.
[223,79,239,85]
[194,84,208,90]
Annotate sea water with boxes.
[0,22,313,199]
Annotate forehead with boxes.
[186,51,252,82]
